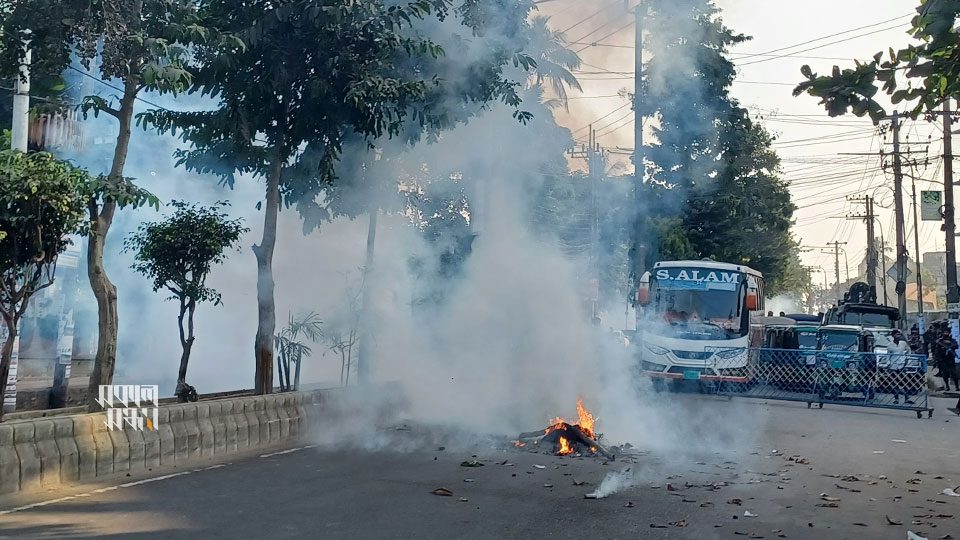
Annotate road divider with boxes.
[0,386,357,495]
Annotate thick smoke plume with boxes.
[53,0,764,496]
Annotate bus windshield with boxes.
[649,267,746,340]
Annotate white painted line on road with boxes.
[260,446,307,458]
[119,471,192,488]
[1,447,299,516]
[0,495,79,516]
[1,471,195,517]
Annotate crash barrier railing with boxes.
[653,347,934,418]
[0,385,406,496]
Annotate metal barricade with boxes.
[703,347,934,418]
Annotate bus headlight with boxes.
[644,343,670,356]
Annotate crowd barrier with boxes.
[646,347,934,418]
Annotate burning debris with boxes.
[515,399,614,459]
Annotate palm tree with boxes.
[275,312,323,392]
[527,15,583,110]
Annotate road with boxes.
[1,396,958,540]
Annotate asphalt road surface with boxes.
[1,396,958,540]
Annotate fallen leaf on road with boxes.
[745,511,758,518]
[879,475,889,480]
[816,503,839,508]
[841,475,861,482]
[892,439,907,444]
[461,460,484,467]
[458,497,468,502]
[907,532,929,540]
[572,480,587,486]
[669,519,687,528]
[908,479,923,485]
[854,523,868,527]
[498,459,509,465]
[543,484,553,488]
[887,515,903,525]
[431,488,454,497]
[649,523,667,528]
[820,496,841,502]
[533,464,546,469]
[915,471,926,475]
[942,488,960,497]
[584,493,599,499]
[728,498,744,505]
[624,501,634,508]
[667,483,679,491]
[701,502,714,508]
[874,451,885,454]
[938,534,954,539]
[682,498,697,503]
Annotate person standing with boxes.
[888,330,913,404]
[935,330,959,392]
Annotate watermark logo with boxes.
[98,385,159,431]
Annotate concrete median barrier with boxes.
[0,425,19,494]
[53,418,78,484]
[0,386,353,496]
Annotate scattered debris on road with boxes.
[460,460,484,467]
[431,488,453,497]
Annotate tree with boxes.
[794,3,960,122]
[0,150,87,421]
[635,0,800,294]
[123,201,247,402]
[275,311,322,392]
[147,0,535,394]
[0,0,209,407]
[526,15,582,110]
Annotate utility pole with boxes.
[943,100,960,344]
[571,128,606,322]
[11,49,30,151]
[631,0,645,331]
[910,172,925,317]
[3,48,29,414]
[848,196,878,290]
[826,241,847,289]
[891,112,909,328]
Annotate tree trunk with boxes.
[356,207,378,385]
[277,349,286,392]
[0,318,17,422]
[253,155,282,394]
[175,300,195,403]
[293,349,302,391]
[86,81,137,411]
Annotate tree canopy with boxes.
[123,200,248,401]
[794,2,960,122]
[637,0,803,296]
[0,149,89,419]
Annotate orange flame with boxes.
[576,398,596,439]
[558,436,573,455]
[544,417,566,435]
[513,440,526,448]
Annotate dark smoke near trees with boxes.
[633,0,807,297]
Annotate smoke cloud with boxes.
[50,0,766,498]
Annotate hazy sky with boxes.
[543,0,937,286]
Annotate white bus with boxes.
[636,260,765,387]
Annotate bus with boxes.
[636,260,765,387]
